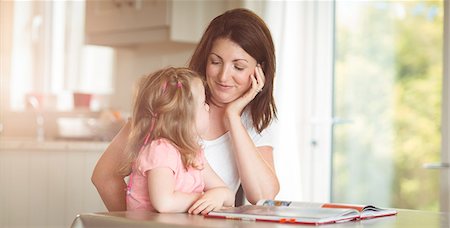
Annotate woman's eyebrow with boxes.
[209,53,222,60]
[210,53,248,63]
[233,59,248,63]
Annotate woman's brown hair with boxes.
[121,67,204,174]
[189,8,277,133]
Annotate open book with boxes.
[257,200,398,219]
[205,200,397,225]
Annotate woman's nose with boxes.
[218,65,229,82]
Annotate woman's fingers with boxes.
[245,64,266,99]
[225,64,266,119]
[251,64,265,96]
[250,74,259,95]
[255,64,265,92]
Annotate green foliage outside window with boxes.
[333,1,443,211]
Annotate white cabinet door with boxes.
[170,1,240,43]
[0,149,106,228]
[85,0,246,46]
[85,0,170,46]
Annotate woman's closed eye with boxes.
[210,60,221,65]
[234,65,245,71]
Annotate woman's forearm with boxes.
[92,121,131,211]
[227,115,280,204]
[92,174,127,211]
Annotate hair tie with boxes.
[176,81,183,88]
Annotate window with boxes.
[7,0,114,111]
[332,1,445,211]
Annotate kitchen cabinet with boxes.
[85,0,242,46]
[170,0,241,43]
[0,139,108,228]
[85,0,170,46]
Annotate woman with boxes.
[92,8,279,211]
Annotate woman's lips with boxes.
[216,82,233,91]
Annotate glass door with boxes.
[332,1,446,211]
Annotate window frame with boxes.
[441,0,449,212]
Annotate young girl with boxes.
[124,67,234,214]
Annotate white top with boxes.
[201,112,275,193]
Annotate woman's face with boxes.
[206,38,257,105]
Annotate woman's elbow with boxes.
[224,190,236,207]
[91,167,107,188]
[91,170,102,188]
[91,167,118,189]
[247,185,280,205]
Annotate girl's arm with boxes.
[91,121,131,211]
[225,65,280,204]
[147,168,202,213]
[188,162,235,215]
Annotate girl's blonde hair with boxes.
[121,67,204,174]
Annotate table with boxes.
[71,209,449,228]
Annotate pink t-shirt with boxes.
[126,138,206,211]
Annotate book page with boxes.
[257,200,325,208]
[207,205,360,225]
[257,200,366,211]
[256,200,397,219]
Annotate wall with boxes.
[110,42,197,114]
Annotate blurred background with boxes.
[0,0,448,227]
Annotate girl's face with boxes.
[191,77,210,137]
[206,38,257,105]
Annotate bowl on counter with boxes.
[57,117,97,140]
[56,111,125,141]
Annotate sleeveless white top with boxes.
[201,112,275,194]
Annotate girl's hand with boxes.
[187,188,229,215]
[225,64,265,121]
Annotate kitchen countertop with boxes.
[0,137,109,151]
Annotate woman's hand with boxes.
[225,64,265,120]
[187,187,231,215]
